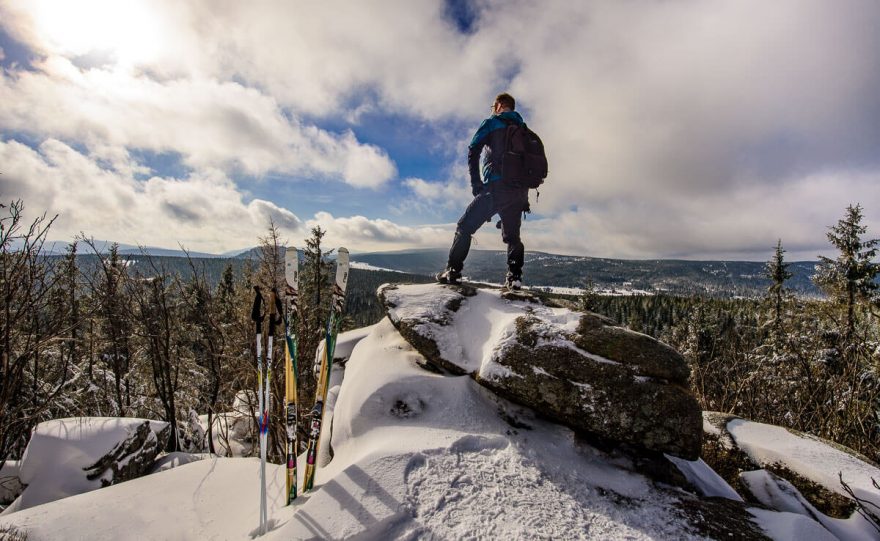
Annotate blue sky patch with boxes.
[443,0,480,35]
[128,149,191,180]
[0,27,35,69]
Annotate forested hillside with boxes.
[62,245,822,299]
[67,253,432,331]
[350,249,822,297]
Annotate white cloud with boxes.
[0,137,461,255]
[307,212,451,253]
[3,0,880,259]
[247,200,301,233]
[0,0,507,118]
[402,177,472,213]
[339,132,399,189]
[174,1,504,119]
[0,57,396,188]
[521,169,880,261]
[4,135,872,263]
[0,139,303,252]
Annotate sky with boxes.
[1,0,879,261]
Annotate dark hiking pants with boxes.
[446,184,529,277]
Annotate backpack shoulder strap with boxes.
[498,117,526,129]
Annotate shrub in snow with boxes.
[0,524,27,541]
[180,410,206,453]
[197,391,257,457]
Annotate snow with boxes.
[666,456,743,501]
[727,419,880,540]
[294,317,711,540]
[749,508,840,541]
[535,286,654,297]
[727,420,880,508]
[703,415,723,438]
[4,456,275,540]
[2,294,879,539]
[742,470,820,517]
[349,261,405,273]
[383,283,460,327]
[383,284,585,382]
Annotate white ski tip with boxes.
[335,247,349,289]
[285,247,299,288]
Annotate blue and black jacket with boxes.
[468,110,525,191]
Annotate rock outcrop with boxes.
[379,283,702,459]
[84,420,171,487]
[701,412,865,521]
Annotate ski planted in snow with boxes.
[283,248,301,505]
[302,247,350,492]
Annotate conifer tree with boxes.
[813,204,879,352]
[765,239,793,349]
[134,266,183,451]
[82,240,136,415]
[296,226,333,446]
[62,242,81,369]
[257,220,285,292]
[179,255,228,454]
[580,278,598,312]
[210,262,251,455]
[217,264,237,323]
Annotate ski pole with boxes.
[251,287,267,535]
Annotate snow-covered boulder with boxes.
[701,412,880,540]
[379,283,702,459]
[321,316,767,540]
[2,417,169,513]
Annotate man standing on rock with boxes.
[436,93,531,291]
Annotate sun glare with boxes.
[26,0,164,68]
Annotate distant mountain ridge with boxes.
[45,241,822,297]
[349,249,822,297]
[43,239,235,259]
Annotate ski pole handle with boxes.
[251,286,265,334]
[269,287,283,338]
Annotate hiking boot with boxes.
[436,268,462,285]
[504,273,523,290]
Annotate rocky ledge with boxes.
[379,283,702,459]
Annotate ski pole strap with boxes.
[251,286,265,334]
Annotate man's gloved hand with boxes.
[471,183,484,197]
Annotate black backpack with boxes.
[500,119,548,189]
